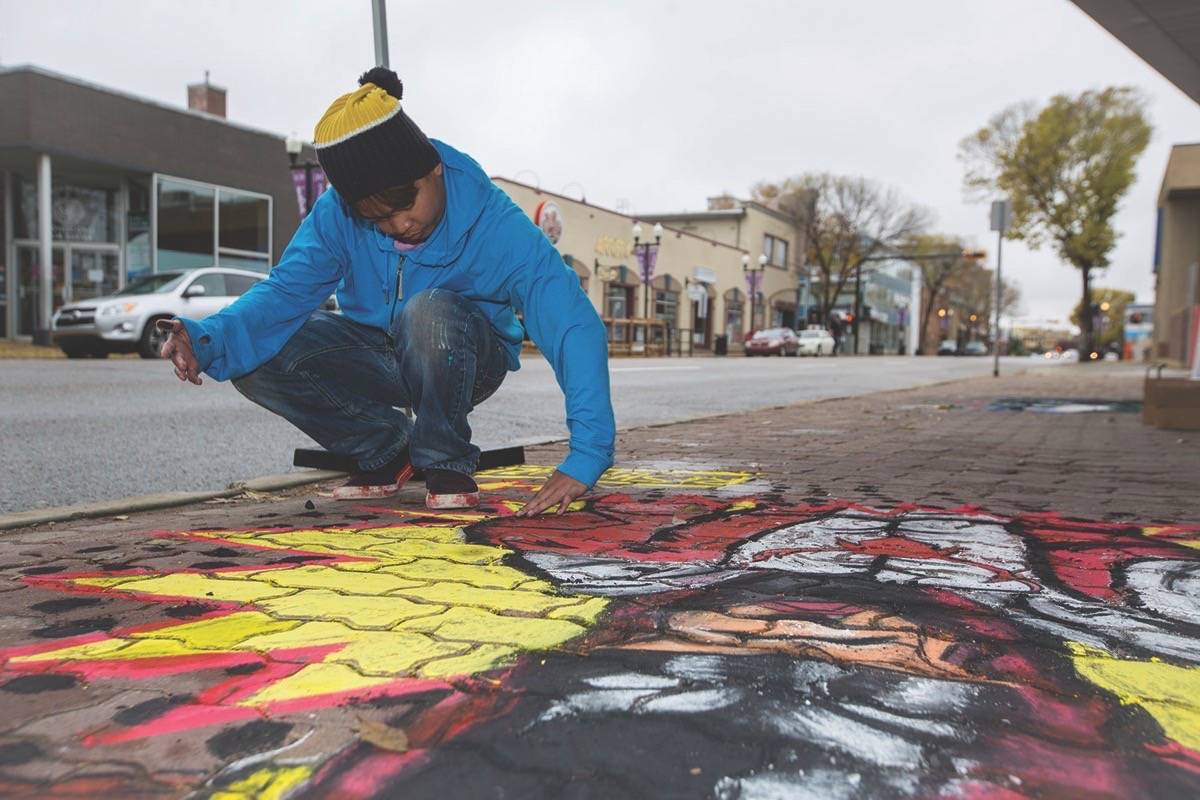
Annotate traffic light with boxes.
[969,313,978,322]
[937,308,947,318]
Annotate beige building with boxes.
[495,179,778,355]
[642,196,806,332]
[1155,143,1200,366]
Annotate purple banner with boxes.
[291,166,330,218]
[635,245,659,284]
[744,270,762,299]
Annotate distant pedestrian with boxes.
[829,315,844,356]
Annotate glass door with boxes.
[70,249,120,303]
[15,245,64,337]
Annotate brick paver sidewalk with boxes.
[0,364,1197,799]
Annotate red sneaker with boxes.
[424,469,480,510]
[332,451,414,501]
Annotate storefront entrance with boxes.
[13,244,119,337]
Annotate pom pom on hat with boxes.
[358,67,404,100]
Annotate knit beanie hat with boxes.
[313,68,441,204]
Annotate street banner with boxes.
[292,167,330,218]
[635,246,658,284]
[744,270,762,299]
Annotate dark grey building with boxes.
[0,66,316,342]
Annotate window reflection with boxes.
[157,179,215,269]
[219,190,269,253]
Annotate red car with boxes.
[744,327,799,356]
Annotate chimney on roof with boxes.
[187,70,227,118]
[706,193,739,211]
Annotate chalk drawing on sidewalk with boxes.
[986,396,1143,413]
[2,468,1199,798]
[477,464,757,489]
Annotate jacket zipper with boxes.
[388,254,405,331]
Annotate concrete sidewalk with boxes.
[0,365,1197,798]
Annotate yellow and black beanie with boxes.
[313,67,440,204]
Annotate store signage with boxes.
[534,201,564,245]
[594,236,631,258]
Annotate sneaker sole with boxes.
[425,491,480,510]
[332,463,415,501]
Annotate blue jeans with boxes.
[233,289,509,474]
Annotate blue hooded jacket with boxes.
[180,140,615,487]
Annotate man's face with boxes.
[355,162,446,245]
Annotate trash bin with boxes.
[714,334,728,356]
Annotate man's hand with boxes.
[516,470,587,516]
[159,319,203,386]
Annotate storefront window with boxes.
[606,284,629,319]
[157,178,215,269]
[219,189,270,253]
[218,253,270,273]
[654,289,678,323]
[724,288,745,344]
[13,177,118,243]
[127,179,152,281]
[156,176,271,272]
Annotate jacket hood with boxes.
[361,139,491,268]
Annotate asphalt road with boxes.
[0,354,1053,514]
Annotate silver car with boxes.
[51,267,264,358]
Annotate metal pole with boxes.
[37,153,52,345]
[371,0,390,68]
[852,262,862,355]
[304,162,314,217]
[993,229,1003,377]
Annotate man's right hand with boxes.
[159,319,203,385]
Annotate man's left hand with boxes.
[516,470,588,516]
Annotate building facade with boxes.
[641,196,806,333]
[495,180,758,354]
[1154,143,1200,367]
[0,66,311,342]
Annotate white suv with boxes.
[51,267,264,359]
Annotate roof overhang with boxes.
[1071,1,1200,105]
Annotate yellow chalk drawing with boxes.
[209,765,313,800]
[1142,525,1200,551]
[478,465,755,490]
[14,522,609,707]
[1068,642,1200,751]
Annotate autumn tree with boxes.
[959,87,1151,362]
[1070,287,1136,352]
[752,173,931,326]
[908,234,973,354]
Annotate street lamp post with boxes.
[632,222,663,348]
[743,253,767,332]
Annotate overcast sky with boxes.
[4,0,1198,320]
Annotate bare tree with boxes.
[753,173,932,326]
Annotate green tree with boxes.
[752,173,931,326]
[1070,287,1136,352]
[959,87,1151,362]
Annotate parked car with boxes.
[795,327,835,356]
[937,339,958,356]
[51,267,265,358]
[962,341,988,357]
[745,327,800,356]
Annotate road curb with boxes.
[1,363,1044,532]
[0,469,345,532]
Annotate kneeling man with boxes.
[160,68,614,514]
